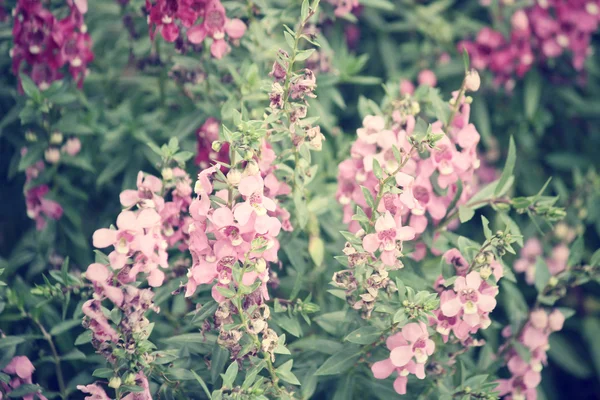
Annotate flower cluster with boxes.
[146,0,246,58]
[195,117,229,169]
[78,372,152,400]
[435,267,499,343]
[336,82,481,236]
[514,238,569,285]
[496,309,565,399]
[184,142,291,360]
[23,158,63,230]
[11,0,93,89]
[371,322,435,395]
[1,356,48,400]
[81,169,191,397]
[459,0,600,89]
[269,49,324,152]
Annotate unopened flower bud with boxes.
[355,229,366,239]
[530,309,548,329]
[479,265,492,280]
[161,168,173,180]
[244,160,259,176]
[211,141,223,152]
[548,309,565,331]
[50,132,63,144]
[108,376,122,389]
[548,276,559,287]
[244,150,254,160]
[45,148,60,164]
[124,373,136,386]
[464,69,480,92]
[255,258,267,273]
[25,131,37,142]
[227,169,242,186]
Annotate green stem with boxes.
[31,316,67,399]
[366,145,417,232]
[232,266,282,394]
[444,81,466,131]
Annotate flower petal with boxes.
[390,345,413,367]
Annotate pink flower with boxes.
[441,272,497,322]
[78,383,111,400]
[62,137,81,156]
[443,248,469,276]
[514,238,543,284]
[120,171,163,208]
[362,212,415,266]
[389,322,435,366]
[371,323,433,395]
[417,69,437,87]
[3,356,35,379]
[234,175,281,235]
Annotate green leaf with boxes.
[344,326,383,345]
[191,300,219,325]
[481,216,492,240]
[548,334,593,378]
[92,368,114,379]
[0,336,26,349]
[18,146,43,171]
[582,317,600,381]
[534,257,551,293]
[221,362,238,388]
[524,70,542,120]
[567,236,584,267]
[20,75,40,99]
[458,205,475,223]
[7,384,41,398]
[372,159,384,180]
[462,48,470,72]
[315,348,361,376]
[191,370,212,399]
[276,360,301,385]
[161,333,215,345]
[494,136,516,197]
[296,49,315,61]
[361,0,395,10]
[501,280,528,332]
[49,319,80,336]
[211,345,229,384]
[300,0,310,20]
[590,249,600,267]
[74,330,92,346]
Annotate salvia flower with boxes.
[496,309,565,399]
[371,322,435,395]
[11,0,93,89]
[2,356,48,400]
[146,0,246,58]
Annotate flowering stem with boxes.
[228,150,237,208]
[280,9,316,193]
[444,80,466,131]
[232,266,282,394]
[367,145,417,232]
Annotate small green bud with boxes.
[108,376,122,389]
